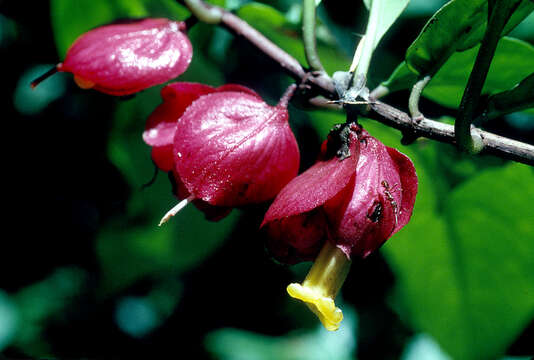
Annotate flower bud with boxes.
[174,84,300,207]
[144,82,216,171]
[33,18,193,95]
[144,83,300,224]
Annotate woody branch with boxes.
[182,0,534,167]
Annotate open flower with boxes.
[144,82,300,224]
[262,123,418,331]
[32,18,193,95]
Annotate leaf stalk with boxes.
[302,0,325,72]
[455,0,520,154]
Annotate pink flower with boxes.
[143,82,300,223]
[262,123,417,331]
[33,18,193,95]
[262,123,361,263]
[324,130,418,258]
[143,82,217,172]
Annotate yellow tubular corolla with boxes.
[287,240,351,331]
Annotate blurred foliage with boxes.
[424,38,534,109]
[384,38,534,109]
[404,0,533,76]
[51,0,190,57]
[14,64,68,115]
[205,306,357,360]
[1,0,533,359]
[236,2,350,74]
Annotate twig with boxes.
[367,100,534,166]
[181,0,534,166]
[408,76,431,122]
[218,7,335,96]
[302,0,325,72]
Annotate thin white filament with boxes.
[158,195,195,226]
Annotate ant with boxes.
[381,180,401,235]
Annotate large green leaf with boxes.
[275,103,534,360]
[312,110,534,359]
[383,163,534,359]
[405,0,533,76]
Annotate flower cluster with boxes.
[35,18,418,332]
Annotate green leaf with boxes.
[363,0,410,50]
[353,0,410,76]
[423,37,534,108]
[381,61,418,93]
[484,72,534,119]
[383,163,534,359]
[381,38,534,109]
[237,3,350,74]
[306,110,534,360]
[405,0,533,76]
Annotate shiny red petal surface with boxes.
[169,170,232,221]
[60,18,192,96]
[265,209,328,264]
[325,134,416,258]
[386,146,418,234]
[215,84,262,99]
[150,144,174,172]
[262,133,359,225]
[174,91,299,206]
[143,83,215,170]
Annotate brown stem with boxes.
[182,0,534,166]
[367,100,534,166]
[30,66,59,89]
[218,10,335,97]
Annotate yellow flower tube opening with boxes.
[287,240,351,331]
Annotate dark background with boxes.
[1,0,533,359]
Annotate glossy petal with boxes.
[262,130,359,224]
[59,18,192,96]
[265,209,328,264]
[169,170,232,221]
[174,91,300,207]
[143,83,215,171]
[387,146,418,234]
[324,134,417,258]
[215,84,262,99]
